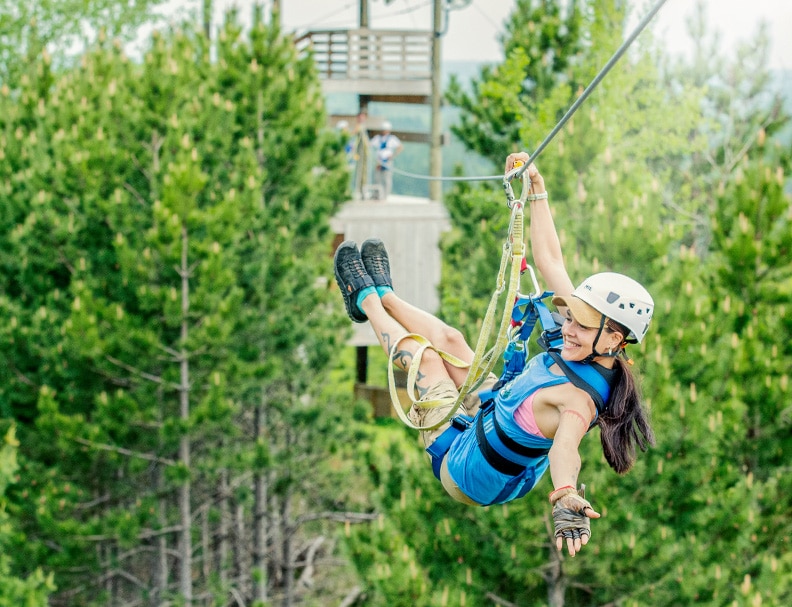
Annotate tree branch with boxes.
[339,586,363,607]
[485,592,521,607]
[122,181,147,206]
[292,510,379,529]
[72,437,176,466]
[104,354,176,388]
[77,524,182,543]
[295,536,325,589]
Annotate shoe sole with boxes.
[360,238,393,289]
[334,241,370,323]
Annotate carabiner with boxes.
[503,162,532,209]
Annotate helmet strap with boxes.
[582,315,609,364]
[620,347,634,366]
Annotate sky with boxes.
[162,0,792,70]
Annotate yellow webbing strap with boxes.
[387,201,526,431]
[386,333,472,431]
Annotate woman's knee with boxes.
[434,324,469,353]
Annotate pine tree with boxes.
[0,425,54,605]
[0,0,169,88]
[446,0,585,162]
[0,11,368,606]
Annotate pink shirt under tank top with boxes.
[513,389,548,438]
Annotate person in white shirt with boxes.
[369,121,403,199]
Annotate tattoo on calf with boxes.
[393,348,413,372]
[414,369,428,397]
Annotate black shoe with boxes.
[360,238,393,290]
[334,241,374,323]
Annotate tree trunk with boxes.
[178,225,193,604]
[219,467,229,586]
[202,507,211,581]
[234,500,245,586]
[253,394,269,604]
[269,491,281,594]
[544,535,567,607]
[156,466,169,605]
[281,487,294,607]
[202,0,212,39]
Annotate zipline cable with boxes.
[391,167,502,182]
[388,0,669,184]
[513,0,669,181]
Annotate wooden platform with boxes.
[354,384,409,420]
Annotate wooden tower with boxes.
[296,1,449,413]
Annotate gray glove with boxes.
[550,485,593,543]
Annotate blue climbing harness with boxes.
[427,292,612,486]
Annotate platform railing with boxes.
[295,28,433,83]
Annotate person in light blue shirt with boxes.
[369,121,402,199]
[333,155,655,556]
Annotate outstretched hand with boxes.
[551,487,601,557]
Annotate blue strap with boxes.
[479,293,560,402]
[546,350,611,415]
[565,361,610,402]
[426,414,473,480]
[511,292,557,338]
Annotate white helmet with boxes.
[554,272,654,343]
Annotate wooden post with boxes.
[356,346,368,384]
[202,0,212,39]
[429,0,443,202]
[359,0,369,27]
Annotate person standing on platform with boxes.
[351,111,371,198]
[370,121,403,199]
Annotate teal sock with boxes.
[356,286,377,313]
[375,285,393,298]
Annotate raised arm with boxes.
[504,154,575,305]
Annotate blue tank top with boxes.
[444,352,608,506]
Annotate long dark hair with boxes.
[597,321,655,474]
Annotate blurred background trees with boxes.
[0,0,789,605]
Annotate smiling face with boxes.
[560,311,625,363]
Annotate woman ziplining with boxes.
[333,154,655,557]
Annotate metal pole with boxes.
[429,0,443,201]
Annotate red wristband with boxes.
[548,485,576,504]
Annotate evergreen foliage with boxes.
[342,1,792,606]
[0,0,169,88]
[0,425,54,604]
[0,0,790,605]
[0,10,370,606]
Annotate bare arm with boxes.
[504,154,575,305]
[546,388,601,556]
[547,395,595,492]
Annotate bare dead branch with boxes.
[5,360,36,386]
[104,354,175,388]
[339,586,363,607]
[485,592,521,607]
[230,587,246,607]
[295,536,325,590]
[77,524,182,543]
[122,181,148,206]
[73,437,176,466]
[294,511,378,526]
